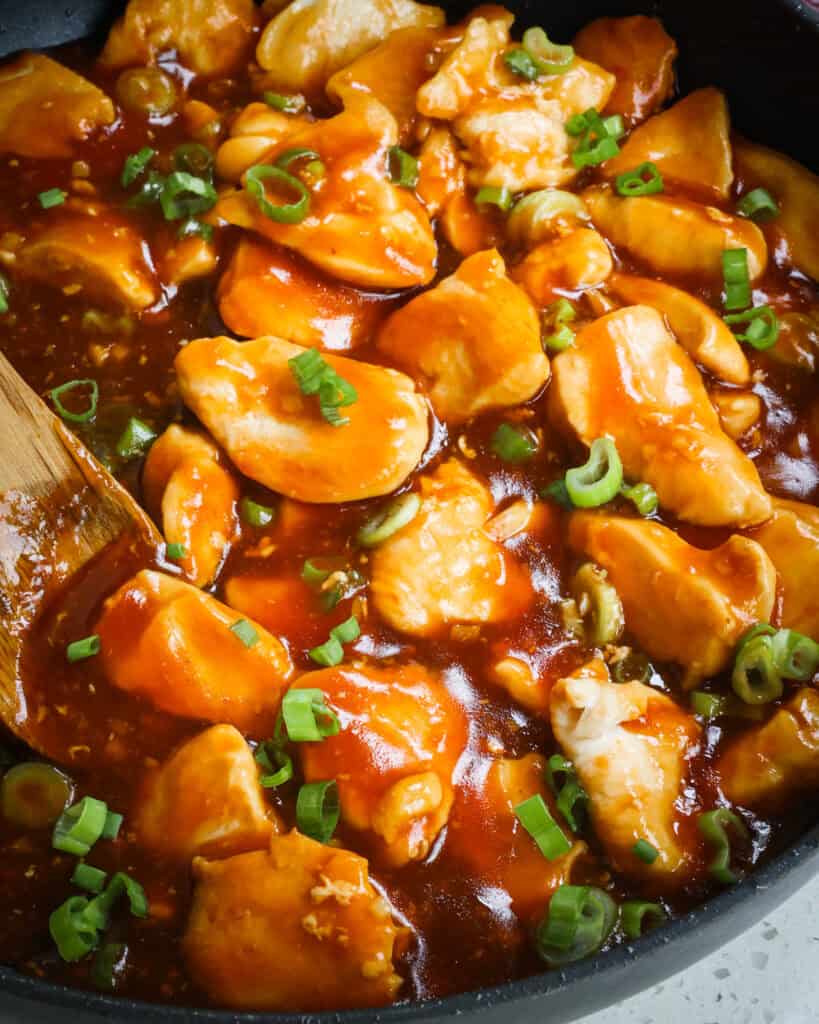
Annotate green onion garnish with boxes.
[160,171,217,222]
[545,754,587,833]
[514,794,571,861]
[632,838,659,864]
[357,492,421,547]
[172,143,214,179]
[165,542,186,561]
[281,688,340,743]
[490,422,538,464]
[722,248,752,312]
[240,497,276,528]
[615,161,664,197]
[66,635,101,664]
[91,941,127,992]
[53,796,108,857]
[230,618,259,648]
[0,271,9,314]
[246,163,310,224]
[296,779,340,844]
[771,627,819,680]
[38,188,67,209]
[620,481,658,517]
[49,379,99,424]
[263,91,305,114]
[504,47,541,80]
[542,298,577,352]
[541,478,573,509]
[724,305,779,350]
[255,739,294,789]
[126,170,166,209]
[121,147,155,188]
[564,438,623,508]
[621,900,666,939]
[388,146,419,189]
[736,188,779,222]
[698,807,748,884]
[302,558,335,586]
[475,186,514,212]
[521,27,574,75]
[49,895,98,961]
[115,417,157,459]
[71,863,108,894]
[535,885,618,967]
[690,690,729,719]
[309,616,360,667]
[101,811,123,840]
[568,109,622,170]
[732,630,782,705]
[288,348,358,426]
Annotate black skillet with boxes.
[0,0,817,1021]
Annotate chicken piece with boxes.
[215,94,436,289]
[710,390,762,441]
[175,334,429,504]
[327,26,445,144]
[417,17,615,192]
[15,211,157,312]
[291,663,466,866]
[217,238,386,351]
[99,0,256,76]
[185,831,405,1010]
[607,273,749,385]
[734,138,819,282]
[133,725,276,862]
[447,754,587,919]
[161,235,218,289]
[573,16,676,125]
[256,0,444,94]
[719,689,819,810]
[752,498,819,638]
[440,190,503,256]
[583,185,768,281]
[511,229,613,306]
[550,659,699,879]
[569,513,777,685]
[548,305,772,527]
[604,89,733,200]
[0,53,114,158]
[370,460,532,636]
[96,570,292,732]
[488,656,549,715]
[377,249,548,423]
[416,127,464,217]
[214,102,312,183]
[142,425,239,587]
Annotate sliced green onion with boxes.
[568,109,621,170]
[255,740,294,788]
[541,478,572,509]
[610,650,652,684]
[504,47,540,80]
[275,147,321,171]
[86,871,148,925]
[165,542,186,561]
[621,900,667,940]
[566,113,590,137]
[0,271,9,314]
[491,423,538,464]
[620,481,658,517]
[177,217,214,241]
[543,323,575,352]
[615,162,664,197]
[689,690,764,722]
[565,438,623,508]
[304,158,326,180]
[722,249,751,312]
[330,616,360,643]
[737,188,779,222]
[66,634,101,663]
[91,941,127,992]
[101,811,123,840]
[50,379,98,424]
[545,753,587,833]
[737,622,777,648]
[388,146,419,189]
[240,497,275,528]
[246,163,310,224]
[288,348,358,426]
[38,188,66,209]
[732,632,782,704]
[296,779,340,844]
[264,91,305,114]
[771,628,819,680]
[521,27,574,75]
[542,298,577,352]
[632,838,659,865]
[309,616,360,667]
[602,115,625,140]
[160,171,217,222]
[0,762,73,829]
[572,135,619,169]
[121,147,155,188]
[357,492,421,547]
[281,688,340,743]
[126,170,166,209]
[514,794,571,860]
[71,863,108,894]
[302,558,336,586]
[230,618,259,649]
[724,305,779,350]
[699,807,748,884]
[475,186,514,212]
[115,417,156,459]
[53,796,108,857]
[49,895,98,962]
[172,143,214,178]
[535,885,618,966]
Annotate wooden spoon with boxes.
[0,352,161,757]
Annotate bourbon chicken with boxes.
[0,0,817,1016]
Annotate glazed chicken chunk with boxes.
[569,513,777,685]
[0,53,114,158]
[184,831,406,1010]
[142,425,240,588]
[511,228,613,306]
[133,724,277,862]
[96,570,292,732]
[550,659,700,880]
[376,249,548,424]
[175,334,429,504]
[548,305,772,527]
[370,460,533,637]
[290,663,466,866]
[752,498,819,639]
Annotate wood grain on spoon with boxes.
[0,351,161,756]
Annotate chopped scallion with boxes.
[165,542,187,561]
[296,779,340,844]
[264,91,305,114]
[240,497,276,528]
[621,900,666,939]
[632,838,659,864]
[535,885,618,966]
[115,417,156,459]
[724,305,779,350]
[620,480,658,517]
[388,146,419,189]
[504,47,540,80]
[545,754,587,833]
[66,635,101,664]
[53,796,108,857]
[736,188,779,222]
[71,863,108,894]
[309,616,360,667]
[246,163,310,224]
[564,438,623,508]
[49,379,99,424]
[491,422,538,464]
[38,188,67,209]
[615,161,664,197]
[357,493,421,547]
[475,185,514,212]
[288,348,357,426]
[160,171,217,222]
[521,27,574,75]
[515,793,571,860]
[230,618,259,649]
[722,248,752,312]
[698,807,748,884]
[121,147,155,188]
[281,688,340,743]
[172,143,214,179]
